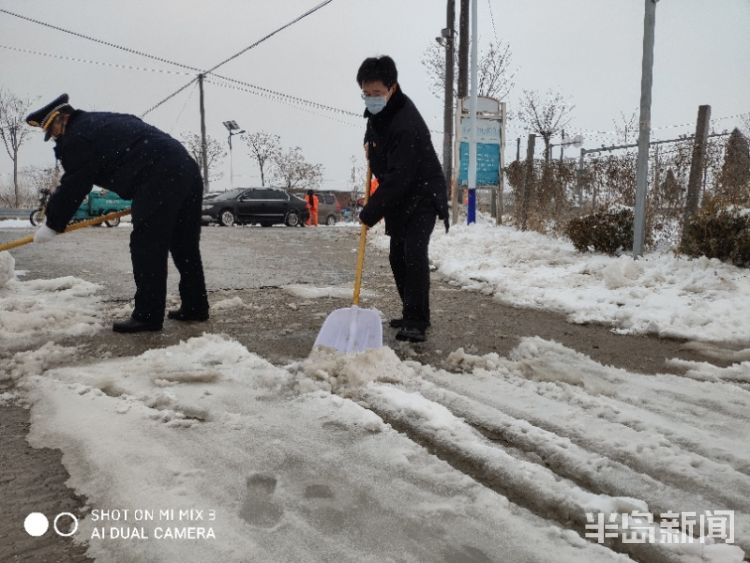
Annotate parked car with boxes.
[316,192,342,225]
[201,187,309,227]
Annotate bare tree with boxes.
[0,89,33,206]
[716,128,750,205]
[741,114,750,138]
[422,38,516,101]
[180,132,226,183]
[243,131,281,187]
[613,109,638,144]
[517,89,574,161]
[272,146,323,190]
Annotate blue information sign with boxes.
[458,142,500,185]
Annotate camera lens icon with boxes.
[24,512,79,537]
[24,513,49,537]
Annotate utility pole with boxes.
[451,0,470,224]
[442,0,456,194]
[683,104,711,223]
[467,0,478,225]
[521,134,535,231]
[632,0,658,257]
[458,0,469,99]
[198,74,210,194]
[653,143,660,197]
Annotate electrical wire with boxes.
[204,77,361,129]
[0,7,198,72]
[1,4,344,120]
[201,0,334,77]
[0,44,195,76]
[487,0,500,43]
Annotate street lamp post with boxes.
[222,120,245,190]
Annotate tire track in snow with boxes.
[401,377,750,559]
[354,384,719,563]
[425,362,750,512]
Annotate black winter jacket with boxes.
[46,110,191,232]
[359,87,449,236]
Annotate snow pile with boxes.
[2,342,80,383]
[298,345,408,395]
[211,296,260,311]
[667,356,750,384]
[283,283,377,301]
[0,251,15,287]
[373,222,750,344]
[0,275,102,352]
[23,334,630,563]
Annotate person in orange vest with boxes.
[306,189,319,226]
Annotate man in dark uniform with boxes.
[27,94,209,333]
[357,56,449,343]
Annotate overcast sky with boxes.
[1,0,748,192]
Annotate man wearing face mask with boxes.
[357,56,449,343]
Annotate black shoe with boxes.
[390,318,431,329]
[112,318,163,333]
[167,308,209,322]
[395,326,426,343]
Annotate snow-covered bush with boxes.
[565,208,634,255]
[680,206,750,267]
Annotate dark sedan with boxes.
[201,188,309,227]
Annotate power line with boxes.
[144,0,336,117]
[0,44,196,76]
[1,4,344,120]
[202,0,334,77]
[205,77,360,128]
[141,78,198,118]
[3,39,359,122]
[487,0,500,43]
[0,7,198,72]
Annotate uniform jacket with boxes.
[46,110,190,232]
[359,87,449,236]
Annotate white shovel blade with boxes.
[313,306,383,353]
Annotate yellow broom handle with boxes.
[0,209,132,253]
[352,167,373,306]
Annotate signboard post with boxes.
[453,96,504,224]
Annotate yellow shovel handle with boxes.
[352,167,373,306]
[0,209,132,252]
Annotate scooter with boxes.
[29,188,51,226]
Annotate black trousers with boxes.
[388,211,436,330]
[129,153,208,323]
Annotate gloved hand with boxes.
[34,223,59,244]
[358,205,377,228]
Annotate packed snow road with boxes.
[1,222,747,562]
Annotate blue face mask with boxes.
[364,95,388,115]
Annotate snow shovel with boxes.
[313,168,382,353]
[0,209,131,252]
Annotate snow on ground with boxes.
[0,269,102,355]
[0,251,15,287]
[21,335,632,563]
[282,283,377,301]
[0,219,33,229]
[373,222,750,345]
[3,231,748,561]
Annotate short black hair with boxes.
[356,56,398,88]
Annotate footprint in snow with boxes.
[239,473,284,528]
